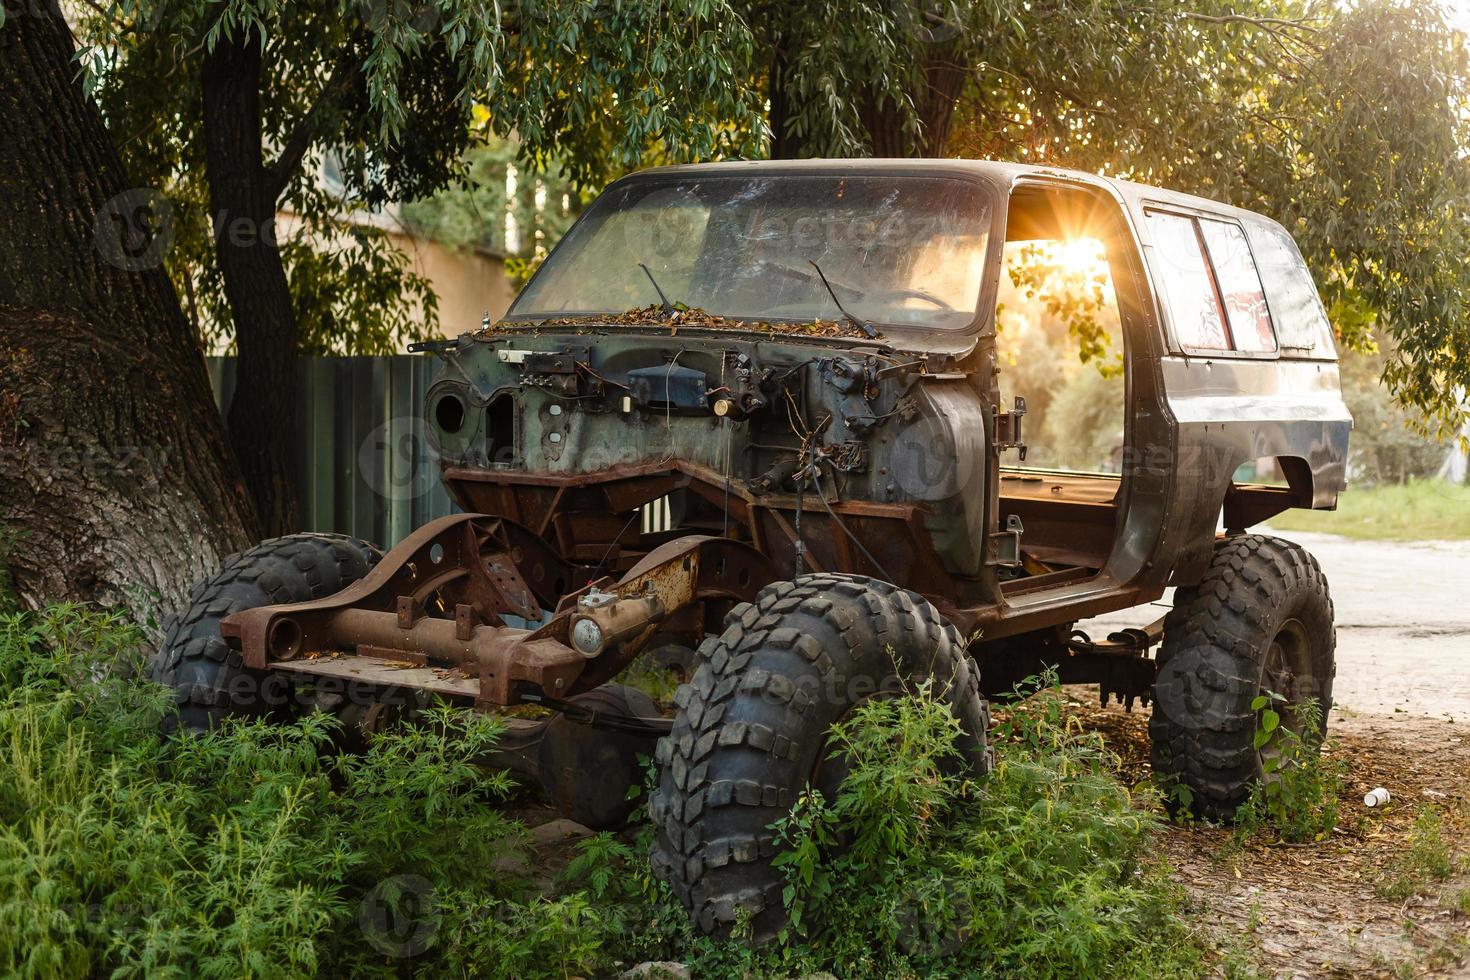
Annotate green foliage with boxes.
[1336,338,1450,485]
[74,0,766,355]
[1447,888,1470,917]
[956,0,1470,439]
[400,135,584,266]
[0,606,573,979]
[996,240,1127,472]
[752,676,1202,978]
[1003,241,1122,375]
[1378,808,1457,901]
[1265,479,1470,541]
[1234,694,1346,844]
[0,611,1208,979]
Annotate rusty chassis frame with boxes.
[220,513,774,710]
[219,454,1170,716]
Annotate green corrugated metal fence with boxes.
[207,356,458,547]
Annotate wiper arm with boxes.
[638,262,677,316]
[809,261,877,338]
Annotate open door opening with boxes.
[994,183,1133,590]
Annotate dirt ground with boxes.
[1079,531,1470,978]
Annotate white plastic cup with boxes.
[1364,787,1391,807]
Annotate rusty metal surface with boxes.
[268,655,480,699]
[222,516,770,707]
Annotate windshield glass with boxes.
[509,173,993,331]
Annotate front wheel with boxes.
[148,533,382,732]
[649,574,991,938]
[1149,534,1336,821]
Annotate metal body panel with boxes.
[1161,356,1351,507]
[222,159,1352,706]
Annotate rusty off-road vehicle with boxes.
[151,160,1350,935]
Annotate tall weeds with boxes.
[1,610,1203,978]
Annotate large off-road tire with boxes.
[649,573,991,938]
[1149,534,1335,821]
[148,533,381,732]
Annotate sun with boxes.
[1049,237,1110,284]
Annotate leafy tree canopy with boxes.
[947,0,1470,439]
[76,0,765,354]
[79,0,1470,438]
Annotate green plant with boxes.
[1379,807,1457,900]
[754,673,1203,978]
[0,610,1210,979]
[0,605,607,979]
[1234,694,1346,843]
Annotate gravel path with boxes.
[1082,530,1470,721]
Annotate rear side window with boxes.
[1243,222,1336,356]
[1145,209,1279,355]
[1199,221,1276,352]
[1145,211,1231,350]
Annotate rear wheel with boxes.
[1149,534,1335,821]
[649,573,991,938]
[148,533,381,732]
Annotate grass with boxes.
[0,607,1211,979]
[1265,478,1470,541]
[1378,807,1458,901]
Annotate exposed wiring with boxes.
[574,360,629,391]
[782,419,898,583]
[588,509,642,583]
[658,349,686,463]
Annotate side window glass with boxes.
[1199,220,1276,352]
[1244,222,1336,354]
[1144,211,1230,350]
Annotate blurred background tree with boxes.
[76,0,765,534]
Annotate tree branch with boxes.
[266,51,362,201]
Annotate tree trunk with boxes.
[768,46,799,160]
[857,41,970,157]
[202,29,301,536]
[0,8,258,622]
[767,40,970,159]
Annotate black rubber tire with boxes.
[1149,534,1335,821]
[148,533,381,732]
[648,573,991,938]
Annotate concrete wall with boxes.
[273,209,518,343]
[384,224,518,338]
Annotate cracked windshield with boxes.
[509,174,992,331]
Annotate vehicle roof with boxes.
[620,157,1275,229]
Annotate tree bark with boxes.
[202,29,301,536]
[767,39,970,159]
[0,8,258,622]
[857,41,970,157]
[768,46,798,160]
